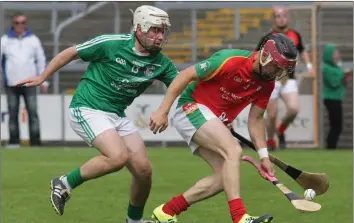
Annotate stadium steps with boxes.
[321,8,353,61]
[163,8,273,63]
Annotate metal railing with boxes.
[52,1,121,94]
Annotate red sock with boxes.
[277,123,288,135]
[162,194,190,216]
[229,198,246,223]
[267,139,276,148]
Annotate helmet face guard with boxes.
[139,25,171,53]
[258,38,297,81]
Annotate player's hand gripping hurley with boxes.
[242,155,321,213]
[230,128,329,196]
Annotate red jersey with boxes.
[177,49,275,124]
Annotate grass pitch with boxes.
[1,147,352,223]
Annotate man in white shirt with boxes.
[1,12,46,147]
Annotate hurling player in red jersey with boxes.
[257,6,313,150]
[149,34,297,223]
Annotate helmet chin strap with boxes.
[135,33,162,55]
[253,63,270,81]
[256,49,278,81]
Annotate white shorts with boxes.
[69,107,138,146]
[173,103,217,153]
[270,79,299,100]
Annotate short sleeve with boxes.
[157,60,179,87]
[253,82,275,109]
[194,52,224,80]
[76,36,115,62]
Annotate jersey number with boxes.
[131,65,140,74]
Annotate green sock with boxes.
[127,202,145,220]
[66,168,84,189]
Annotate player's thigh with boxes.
[173,103,217,153]
[280,80,300,112]
[69,107,127,158]
[173,103,242,158]
[93,129,128,160]
[266,99,278,119]
[192,118,242,160]
[269,80,282,101]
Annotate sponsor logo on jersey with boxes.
[233,76,242,83]
[116,57,126,66]
[243,80,254,90]
[144,66,155,77]
[182,103,199,115]
[132,61,145,67]
[199,61,210,72]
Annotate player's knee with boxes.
[266,109,277,120]
[288,106,299,117]
[267,109,277,119]
[134,160,152,180]
[106,149,129,171]
[267,114,277,121]
[222,145,242,162]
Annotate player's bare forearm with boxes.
[248,104,268,150]
[248,118,267,150]
[40,46,79,81]
[158,65,199,114]
[301,51,311,64]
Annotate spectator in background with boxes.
[0,12,47,148]
[257,6,313,150]
[322,44,352,149]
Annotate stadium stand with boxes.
[163,8,273,63]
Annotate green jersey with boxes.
[70,33,178,117]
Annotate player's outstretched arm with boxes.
[301,50,313,75]
[150,65,199,134]
[248,104,275,176]
[16,46,80,87]
[248,104,267,150]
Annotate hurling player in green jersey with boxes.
[17,5,178,222]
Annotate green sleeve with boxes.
[157,60,179,87]
[76,35,117,62]
[194,51,226,80]
[323,64,345,89]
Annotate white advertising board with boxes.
[1,95,314,142]
[1,95,62,140]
